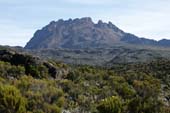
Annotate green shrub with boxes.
[0,84,27,113]
[0,61,25,78]
[15,76,64,113]
[43,103,61,113]
[97,96,122,113]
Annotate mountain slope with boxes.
[25,17,170,49]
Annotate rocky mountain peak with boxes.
[25,17,170,49]
[79,17,93,23]
[25,17,126,49]
[71,17,94,26]
[96,20,108,28]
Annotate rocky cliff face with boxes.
[25,17,170,49]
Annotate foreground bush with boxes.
[0,84,27,113]
[97,96,122,113]
[15,76,64,113]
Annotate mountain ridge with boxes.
[25,17,170,49]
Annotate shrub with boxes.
[97,96,122,113]
[0,84,27,113]
[15,76,64,113]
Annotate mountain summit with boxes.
[25,17,170,49]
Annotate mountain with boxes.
[25,17,170,49]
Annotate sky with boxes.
[0,0,170,46]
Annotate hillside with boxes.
[24,44,170,66]
[0,47,170,113]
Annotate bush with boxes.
[0,84,27,113]
[15,76,64,113]
[97,96,122,113]
[0,61,25,78]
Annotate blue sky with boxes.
[0,0,170,46]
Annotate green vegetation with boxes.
[15,76,64,113]
[97,96,122,113]
[0,84,27,113]
[58,64,169,113]
[0,51,170,113]
[0,75,64,113]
